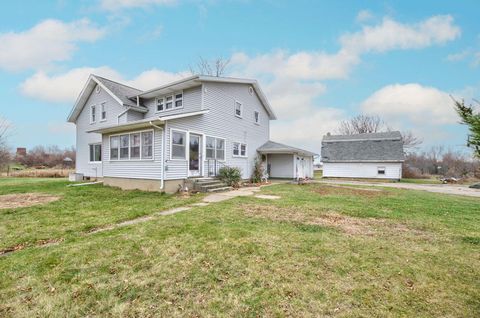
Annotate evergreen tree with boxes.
[454,98,480,157]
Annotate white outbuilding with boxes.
[321,131,404,180]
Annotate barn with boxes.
[321,131,404,180]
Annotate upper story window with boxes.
[234,101,243,118]
[156,91,183,112]
[156,97,164,112]
[110,130,154,161]
[90,105,96,123]
[206,136,225,161]
[254,111,260,124]
[175,93,183,108]
[171,130,186,159]
[101,103,106,121]
[89,144,101,162]
[233,142,247,157]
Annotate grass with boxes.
[0,178,479,317]
[400,177,442,184]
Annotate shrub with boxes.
[218,166,242,187]
[251,157,263,183]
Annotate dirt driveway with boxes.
[318,180,480,198]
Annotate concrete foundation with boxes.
[103,177,186,193]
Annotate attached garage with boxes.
[257,141,317,179]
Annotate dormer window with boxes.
[234,101,243,118]
[156,97,164,112]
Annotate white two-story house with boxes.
[67,74,316,192]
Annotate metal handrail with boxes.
[207,159,228,177]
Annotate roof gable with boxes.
[67,75,146,123]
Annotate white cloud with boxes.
[361,83,456,125]
[340,15,460,54]
[356,10,374,23]
[20,67,188,103]
[100,0,177,11]
[0,19,105,72]
[446,49,471,62]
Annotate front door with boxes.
[189,134,201,177]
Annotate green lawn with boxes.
[1,178,479,317]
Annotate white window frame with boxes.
[100,103,107,121]
[254,111,260,125]
[170,129,187,160]
[109,129,154,161]
[90,105,96,124]
[234,100,243,118]
[377,167,386,175]
[89,143,102,163]
[205,135,226,161]
[156,91,183,113]
[232,142,247,158]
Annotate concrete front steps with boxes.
[190,178,232,193]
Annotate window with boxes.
[175,93,183,108]
[206,136,225,160]
[171,130,186,159]
[110,130,154,160]
[120,135,129,159]
[101,103,106,121]
[165,95,173,110]
[89,144,101,162]
[234,101,242,117]
[110,136,119,160]
[130,133,141,159]
[142,131,153,159]
[90,105,96,123]
[254,111,260,124]
[378,167,386,175]
[156,97,164,112]
[233,142,247,157]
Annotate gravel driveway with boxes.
[318,180,480,198]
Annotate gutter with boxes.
[149,121,165,191]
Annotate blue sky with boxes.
[0,0,479,155]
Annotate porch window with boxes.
[130,133,141,159]
[120,135,129,159]
[89,144,101,162]
[233,142,247,157]
[142,131,153,159]
[110,136,119,160]
[206,136,225,160]
[234,101,242,118]
[171,130,186,159]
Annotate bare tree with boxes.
[189,56,230,77]
[336,115,386,135]
[336,115,422,150]
[0,117,12,169]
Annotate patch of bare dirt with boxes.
[0,238,64,256]
[240,204,429,238]
[0,193,61,209]
[312,185,387,198]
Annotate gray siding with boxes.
[164,82,270,180]
[102,128,164,180]
[143,86,202,118]
[75,84,127,177]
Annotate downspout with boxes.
[149,121,165,190]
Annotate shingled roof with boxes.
[257,140,317,156]
[94,75,144,108]
[321,131,404,162]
